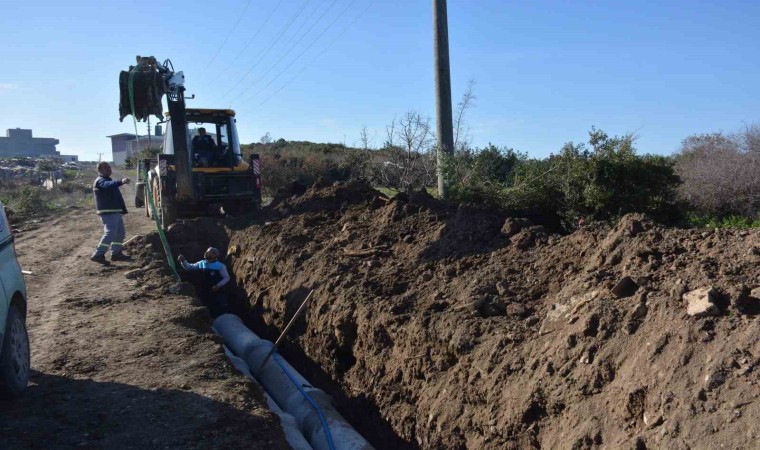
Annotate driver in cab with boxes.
[192,127,217,167]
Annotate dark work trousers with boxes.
[94,213,125,256]
[208,291,229,318]
[199,275,228,318]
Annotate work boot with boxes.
[111,252,132,262]
[90,253,108,264]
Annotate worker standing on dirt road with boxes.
[177,248,230,317]
[90,162,131,264]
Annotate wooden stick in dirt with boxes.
[343,244,390,257]
[258,289,316,369]
[344,249,378,257]
[253,286,271,306]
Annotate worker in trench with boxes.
[177,247,229,317]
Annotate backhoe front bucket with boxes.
[118,56,165,122]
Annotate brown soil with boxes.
[0,172,288,450]
[173,181,760,450]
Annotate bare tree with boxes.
[339,125,375,181]
[398,111,434,156]
[358,124,374,151]
[453,78,476,153]
[397,111,435,190]
[740,123,760,154]
[372,112,436,191]
[676,126,760,217]
[384,116,397,148]
[259,132,273,145]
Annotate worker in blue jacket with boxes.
[191,127,218,167]
[178,247,230,317]
[91,162,130,264]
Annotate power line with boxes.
[257,0,373,106]
[242,0,360,105]
[237,0,340,100]
[222,0,313,99]
[253,0,371,106]
[199,0,254,78]
[209,0,285,84]
[275,1,325,58]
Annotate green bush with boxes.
[241,130,689,231]
[126,147,161,169]
[242,140,363,197]
[444,144,525,208]
[446,128,684,230]
[0,174,92,222]
[15,186,51,215]
[688,215,760,229]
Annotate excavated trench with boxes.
[163,216,412,449]
[154,182,760,450]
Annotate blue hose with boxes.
[273,352,337,450]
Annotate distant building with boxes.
[107,125,164,166]
[106,125,217,166]
[0,128,60,157]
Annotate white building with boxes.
[106,125,163,166]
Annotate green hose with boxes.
[128,63,181,281]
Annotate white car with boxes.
[0,201,29,398]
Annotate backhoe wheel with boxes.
[151,177,176,230]
[134,182,145,208]
[149,177,159,220]
[0,305,30,399]
[162,203,177,230]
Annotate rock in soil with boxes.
[684,287,721,317]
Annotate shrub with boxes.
[444,144,525,208]
[366,112,437,191]
[675,126,760,219]
[243,140,363,197]
[688,214,760,229]
[126,147,161,169]
[15,185,50,215]
[447,128,684,230]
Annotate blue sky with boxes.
[1,0,758,161]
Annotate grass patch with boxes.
[688,215,760,229]
[1,179,92,224]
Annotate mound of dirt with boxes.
[171,182,759,449]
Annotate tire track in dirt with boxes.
[0,173,288,449]
[17,176,153,369]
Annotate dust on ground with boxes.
[0,172,287,450]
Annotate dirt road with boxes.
[0,174,286,449]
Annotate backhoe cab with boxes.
[120,56,261,229]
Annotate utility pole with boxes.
[433,0,454,199]
[97,152,104,163]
